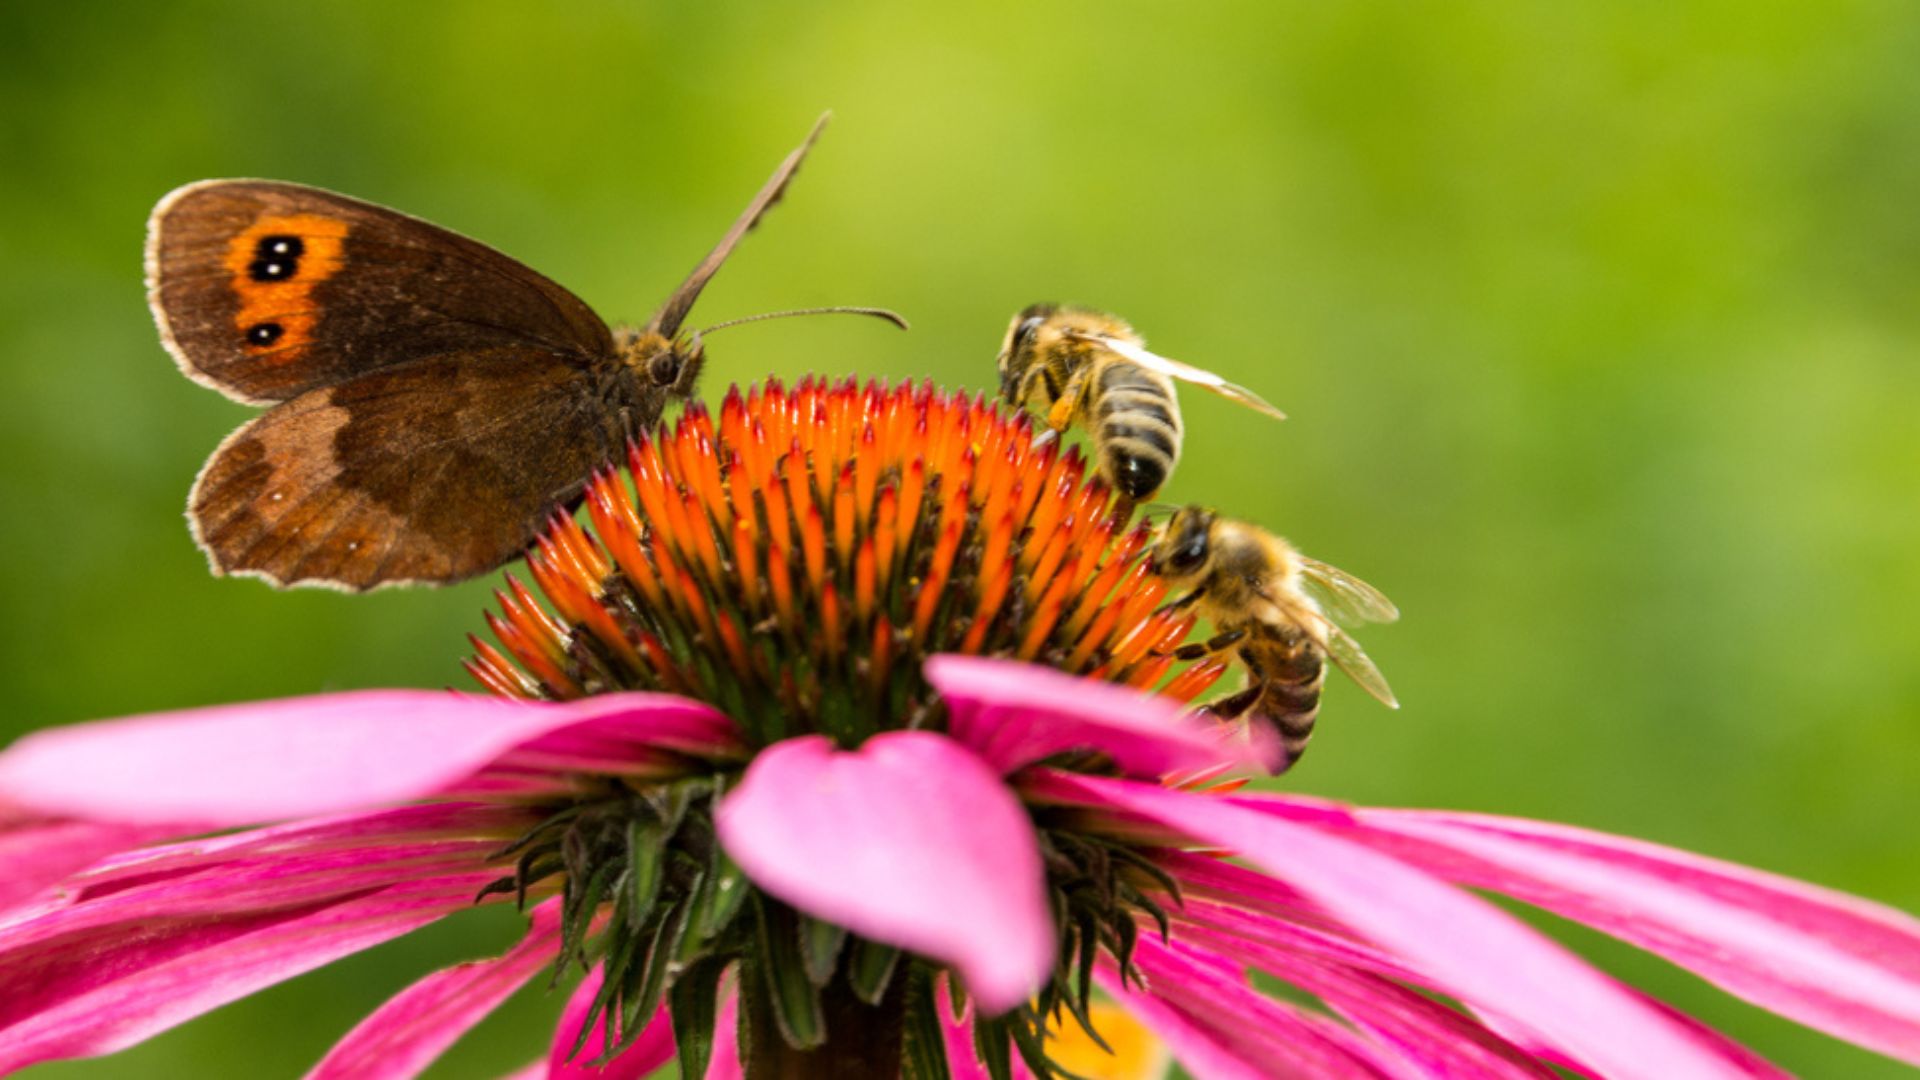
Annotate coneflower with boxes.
[0,379,1916,1079]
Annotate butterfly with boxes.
[146,114,900,591]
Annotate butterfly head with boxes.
[617,327,705,401]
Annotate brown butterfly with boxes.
[147,114,902,591]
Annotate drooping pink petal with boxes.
[0,872,489,1072]
[1168,920,1557,1079]
[1154,851,1416,980]
[0,691,742,826]
[0,812,189,914]
[28,802,528,915]
[935,975,1034,1080]
[926,654,1276,777]
[1098,934,1400,1079]
[715,732,1052,1013]
[1277,804,1920,1067]
[1034,771,1769,1080]
[937,977,990,1080]
[307,899,567,1079]
[0,810,508,946]
[545,965,675,1080]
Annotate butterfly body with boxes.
[148,118,834,591]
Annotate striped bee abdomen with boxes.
[1208,627,1328,772]
[1092,361,1183,500]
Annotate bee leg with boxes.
[1204,685,1263,720]
[1014,365,1058,414]
[1164,586,1208,612]
[1046,366,1091,431]
[1169,627,1248,661]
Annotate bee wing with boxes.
[1323,623,1400,709]
[1076,333,1288,421]
[1297,556,1400,627]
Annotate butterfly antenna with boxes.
[697,306,910,335]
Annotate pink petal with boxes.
[1,813,505,946]
[307,899,567,1079]
[0,813,189,914]
[0,691,741,826]
[1099,934,1399,1079]
[545,965,675,1080]
[1305,806,1920,1067]
[715,733,1052,1013]
[1169,921,1557,1078]
[935,975,1034,1080]
[0,872,486,1072]
[927,654,1276,777]
[1034,771,1767,1080]
[34,802,527,912]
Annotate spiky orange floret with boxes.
[467,378,1225,747]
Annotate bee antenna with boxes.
[1140,501,1184,520]
[698,306,910,335]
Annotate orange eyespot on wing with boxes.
[218,213,350,369]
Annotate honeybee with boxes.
[994,304,1286,506]
[1149,506,1399,773]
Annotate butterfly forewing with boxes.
[147,180,615,404]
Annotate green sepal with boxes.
[799,914,848,988]
[848,939,903,1005]
[972,1012,1012,1080]
[753,896,827,1048]
[609,900,694,1061]
[699,851,750,941]
[900,965,953,1080]
[667,952,730,1080]
[570,919,644,1061]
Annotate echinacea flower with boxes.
[2,378,1917,1079]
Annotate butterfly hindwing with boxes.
[190,347,629,590]
[147,180,616,404]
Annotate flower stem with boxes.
[743,959,910,1078]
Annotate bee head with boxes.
[996,303,1058,403]
[1149,505,1216,579]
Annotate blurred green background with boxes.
[4,1,1917,1076]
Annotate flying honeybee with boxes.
[994,304,1286,506]
[1149,505,1399,773]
